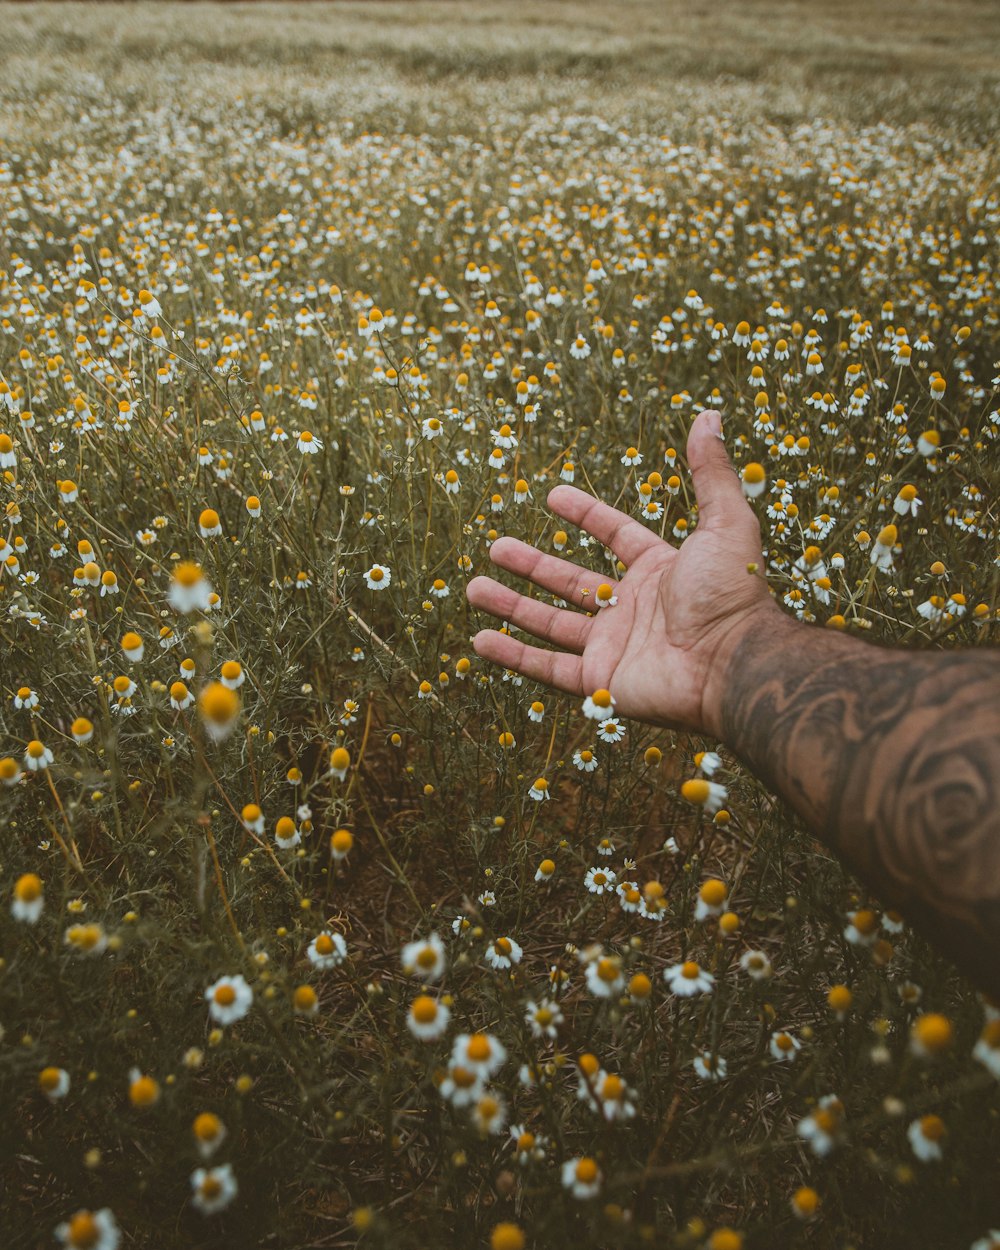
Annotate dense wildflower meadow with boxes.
[1,3,999,1247]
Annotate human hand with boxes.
[466,409,780,737]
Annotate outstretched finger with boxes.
[467,575,592,653]
[488,536,609,607]
[472,629,584,695]
[546,484,664,566]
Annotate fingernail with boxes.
[706,410,722,437]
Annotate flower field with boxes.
[1,3,999,1247]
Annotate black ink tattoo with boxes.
[720,618,1000,997]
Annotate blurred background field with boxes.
[1,3,999,1249]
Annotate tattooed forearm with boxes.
[718,612,1000,997]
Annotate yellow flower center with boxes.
[68,1213,100,1248]
[466,1034,491,1062]
[194,1112,221,1141]
[16,873,42,902]
[411,996,437,1024]
[575,1157,598,1184]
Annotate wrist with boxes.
[701,600,794,742]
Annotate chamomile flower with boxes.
[219,660,244,689]
[510,1124,547,1165]
[770,1030,803,1062]
[205,974,253,1025]
[534,858,556,882]
[0,757,23,786]
[695,750,722,775]
[39,1065,70,1101]
[307,931,347,969]
[193,1112,227,1159]
[296,430,322,454]
[796,1094,845,1157]
[527,700,545,723]
[596,717,625,743]
[908,1114,946,1162]
[870,523,898,571]
[452,1032,506,1080]
[584,1070,637,1122]
[198,508,222,538]
[695,878,728,921]
[401,932,446,981]
[439,1062,484,1107]
[24,739,54,771]
[893,484,922,516]
[584,866,617,895]
[572,747,598,772]
[274,816,300,850]
[190,1163,238,1215]
[741,462,767,498]
[169,681,194,711]
[694,1052,729,1081]
[364,563,391,590]
[585,955,625,998]
[121,631,144,662]
[524,997,562,1039]
[471,1090,507,1135]
[485,936,523,970]
[197,681,240,742]
[55,1209,120,1250]
[241,803,264,834]
[12,872,44,922]
[582,688,614,720]
[664,960,715,997]
[680,778,727,813]
[330,828,354,861]
[407,993,451,1041]
[64,923,108,957]
[528,777,549,801]
[843,908,879,946]
[972,1020,1000,1079]
[739,950,773,981]
[169,561,213,613]
[561,1156,602,1199]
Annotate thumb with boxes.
[686,409,752,528]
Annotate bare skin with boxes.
[467,409,1000,996]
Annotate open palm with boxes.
[466,410,774,736]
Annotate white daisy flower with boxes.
[693,1052,728,1081]
[584,866,617,895]
[364,563,391,590]
[485,936,523,970]
[55,1208,120,1250]
[908,1114,946,1163]
[770,1031,802,1062]
[739,950,773,981]
[307,931,348,969]
[585,955,625,998]
[190,1163,238,1215]
[663,960,715,997]
[582,688,615,720]
[407,994,451,1041]
[796,1094,845,1157]
[451,1032,506,1081]
[561,1156,602,1199]
[524,997,562,1039]
[204,974,253,1026]
[401,932,446,981]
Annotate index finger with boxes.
[546,485,663,566]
